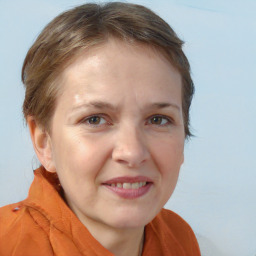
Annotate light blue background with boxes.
[0,0,255,255]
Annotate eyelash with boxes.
[80,114,110,127]
[146,115,173,126]
[80,114,173,127]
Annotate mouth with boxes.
[107,181,147,189]
[102,176,153,199]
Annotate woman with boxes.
[0,2,200,255]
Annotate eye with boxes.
[83,115,107,126]
[148,115,172,126]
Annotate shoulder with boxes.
[153,208,194,231]
[0,202,26,235]
[0,202,53,256]
[149,208,201,255]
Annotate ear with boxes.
[27,116,56,173]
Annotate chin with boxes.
[104,208,156,229]
[108,219,147,230]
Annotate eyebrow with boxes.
[149,102,181,111]
[71,101,117,112]
[71,101,180,113]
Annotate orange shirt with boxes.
[0,168,200,255]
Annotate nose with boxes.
[112,125,150,168]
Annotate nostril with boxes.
[112,134,150,168]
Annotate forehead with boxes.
[56,38,182,106]
[62,38,177,77]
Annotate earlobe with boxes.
[27,116,56,173]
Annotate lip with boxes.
[102,176,153,199]
[103,176,153,184]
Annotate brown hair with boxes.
[22,2,194,137]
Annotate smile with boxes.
[109,182,147,189]
[102,176,153,199]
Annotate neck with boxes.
[104,228,145,256]
[79,214,145,256]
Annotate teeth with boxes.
[109,182,147,189]
[132,182,139,189]
[123,183,132,189]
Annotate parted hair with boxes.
[22,2,194,137]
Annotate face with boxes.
[42,39,185,232]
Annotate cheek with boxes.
[152,136,184,171]
[51,134,106,201]
[150,140,184,208]
[52,131,112,178]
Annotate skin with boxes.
[28,38,185,256]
